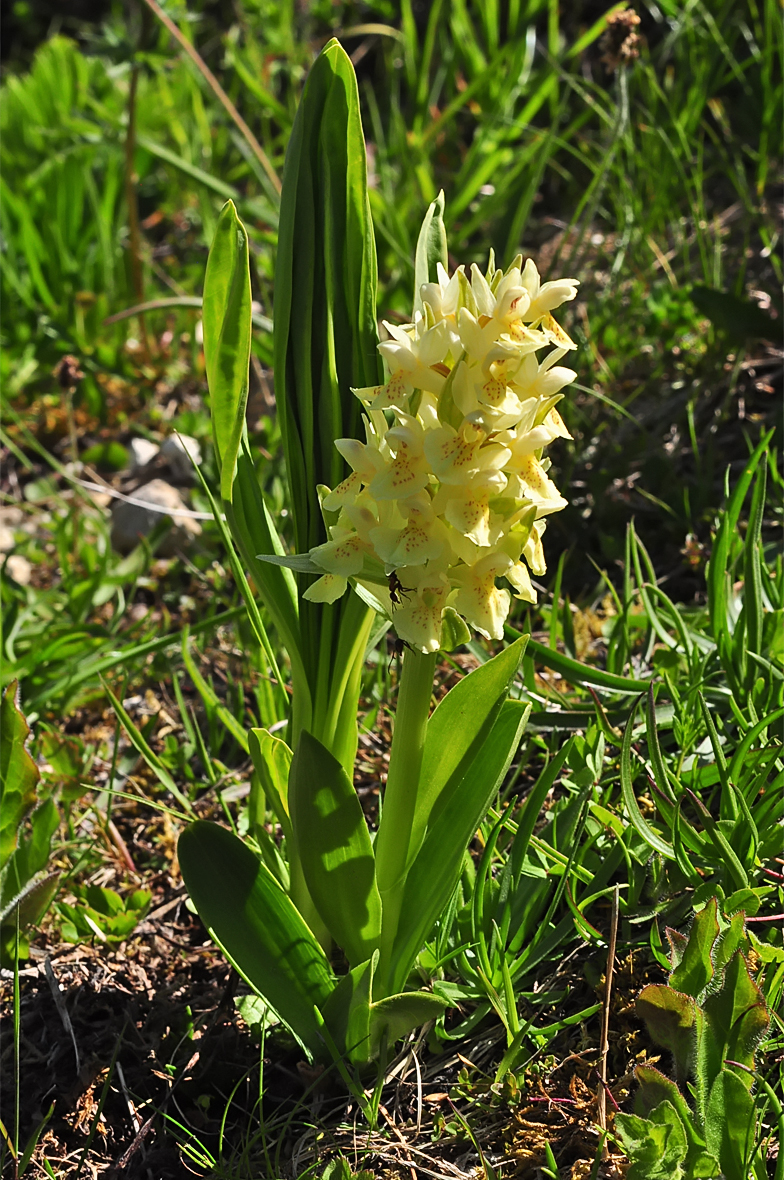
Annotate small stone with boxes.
[161,434,201,482]
[4,554,32,585]
[129,437,160,471]
[110,479,201,555]
[0,507,23,552]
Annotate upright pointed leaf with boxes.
[702,952,769,1089]
[249,728,293,840]
[203,201,252,502]
[178,820,334,1055]
[413,190,448,313]
[392,635,527,875]
[669,898,718,999]
[289,731,382,967]
[319,953,374,1060]
[274,37,380,559]
[272,36,380,771]
[384,698,530,994]
[705,1069,756,1180]
[0,681,39,868]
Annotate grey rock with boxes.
[129,437,160,471]
[161,434,201,482]
[110,479,202,555]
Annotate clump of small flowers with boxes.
[305,254,579,652]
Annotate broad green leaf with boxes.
[203,201,252,502]
[669,898,718,999]
[705,1069,756,1180]
[0,680,39,868]
[636,983,697,1083]
[615,1100,689,1180]
[178,821,334,1055]
[407,636,528,862]
[384,698,530,995]
[248,728,293,839]
[271,36,379,774]
[413,190,448,313]
[289,731,382,967]
[634,1066,703,1143]
[368,990,448,1055]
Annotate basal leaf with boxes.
[319,954,374,1061]
[178,820,334,1056]
[616,1100,689,1180]
[274,37,380,558]
[289,731,382,967]
[634,1066,699,1135]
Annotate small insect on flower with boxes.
[387,633,412,671]
[388,571,413,607]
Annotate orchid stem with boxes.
[375,646,437,985]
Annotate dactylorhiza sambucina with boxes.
[303,255,579,652]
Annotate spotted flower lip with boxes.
[304,253,578,652]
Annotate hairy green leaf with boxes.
[705,1069,756,1180]
[669,898,718,999]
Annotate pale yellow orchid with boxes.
[302,251,578,651]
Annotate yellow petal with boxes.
[303,574,348,603]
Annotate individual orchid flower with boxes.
[520,257,580,323]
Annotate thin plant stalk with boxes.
[375,647,437,970]
[123,60,150,356]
